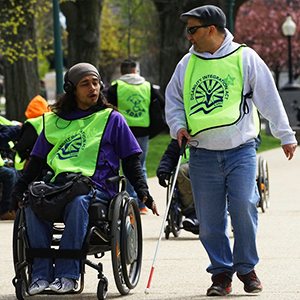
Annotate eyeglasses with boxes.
[186,25,210,35]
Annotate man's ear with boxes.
[209,25,215,36]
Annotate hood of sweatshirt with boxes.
[119,73,145,85]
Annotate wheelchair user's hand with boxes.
[158,172,170,188]
[143,195,159,216]
[10,192,23,212]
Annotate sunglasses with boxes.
[186,25,210,35]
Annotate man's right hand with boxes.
[158,172,171,188]
[177,128,190,148]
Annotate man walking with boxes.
[165,5,297,296]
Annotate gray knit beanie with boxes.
[66,63,101,87]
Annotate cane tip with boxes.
[145,288,150,294]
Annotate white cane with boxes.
[145,137,187,294]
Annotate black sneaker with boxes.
[207,272,232,296]
[182,215,199,234]
[237,270,262,293]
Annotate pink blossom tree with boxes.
[234,0,300,87]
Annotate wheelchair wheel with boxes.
[97,277,108,300]
[165,175,182,238]
[111,192,142,295]
[12,208,30,299]
[164,225,171,240]
[257,156,266,213]
[261,159,270,208]
[120,197,142,289]
[169,199,182,237]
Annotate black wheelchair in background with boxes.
[12,176,142,300]
[164,155,270,239]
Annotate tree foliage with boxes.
[0,0,51,121]
[99,0,159,84]
[234,0,300,87]
[60,0,103,68]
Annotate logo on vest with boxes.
[50,130,86,163]
[190,74,231,116]
[125,94,146,118]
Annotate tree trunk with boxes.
[60,0,103,69]
[2,0,40,122]
[152,0,247,94]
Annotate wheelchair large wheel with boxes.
[169,198,182,237]
[120,197,142,289]
[257,156,266,213]
[12,208,31,300]
[111,192,142,295]
[165,176,182,239]
[261,158,270,208]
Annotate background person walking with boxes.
[107,59,165,214]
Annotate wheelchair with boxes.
[12,175,142,300]
[164,155,270,239]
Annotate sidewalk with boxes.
[0,147,300,299]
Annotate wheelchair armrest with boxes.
[105,175,124,185]
[106,175,126,191]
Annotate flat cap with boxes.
[180,5,226,28]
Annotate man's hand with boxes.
[158,172,170,188]
[177,128,190,147]
[282,143,297,160]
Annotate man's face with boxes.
[74,75,100,110]
[187,17,211,53]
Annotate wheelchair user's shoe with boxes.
[49,277,78,293]
[0,211,15,220]
[28,279,49,295]
[207,272,232,296]
[182,215,199,234]
[237,270,262,293]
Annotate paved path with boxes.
[0,147,300,300]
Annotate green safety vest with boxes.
[0,154,4,167]
[44,109,112,181]
[112,80,151,127]
[26,115,45,136]
[184,46,246,136]
[0,116,14,126]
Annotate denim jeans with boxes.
[189,141,259,277]
[25,189,109,282]
[0,166,19,215]
[126,135,149,209]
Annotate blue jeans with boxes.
[25,189,109,282]
[126,136,149,209]
[189,141,259,278]
[0,166,18,215]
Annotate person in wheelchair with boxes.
[11,62,159,296]
[157,138,199,234]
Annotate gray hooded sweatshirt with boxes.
[165,29,297,150]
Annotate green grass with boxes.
[146,130,281,178]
